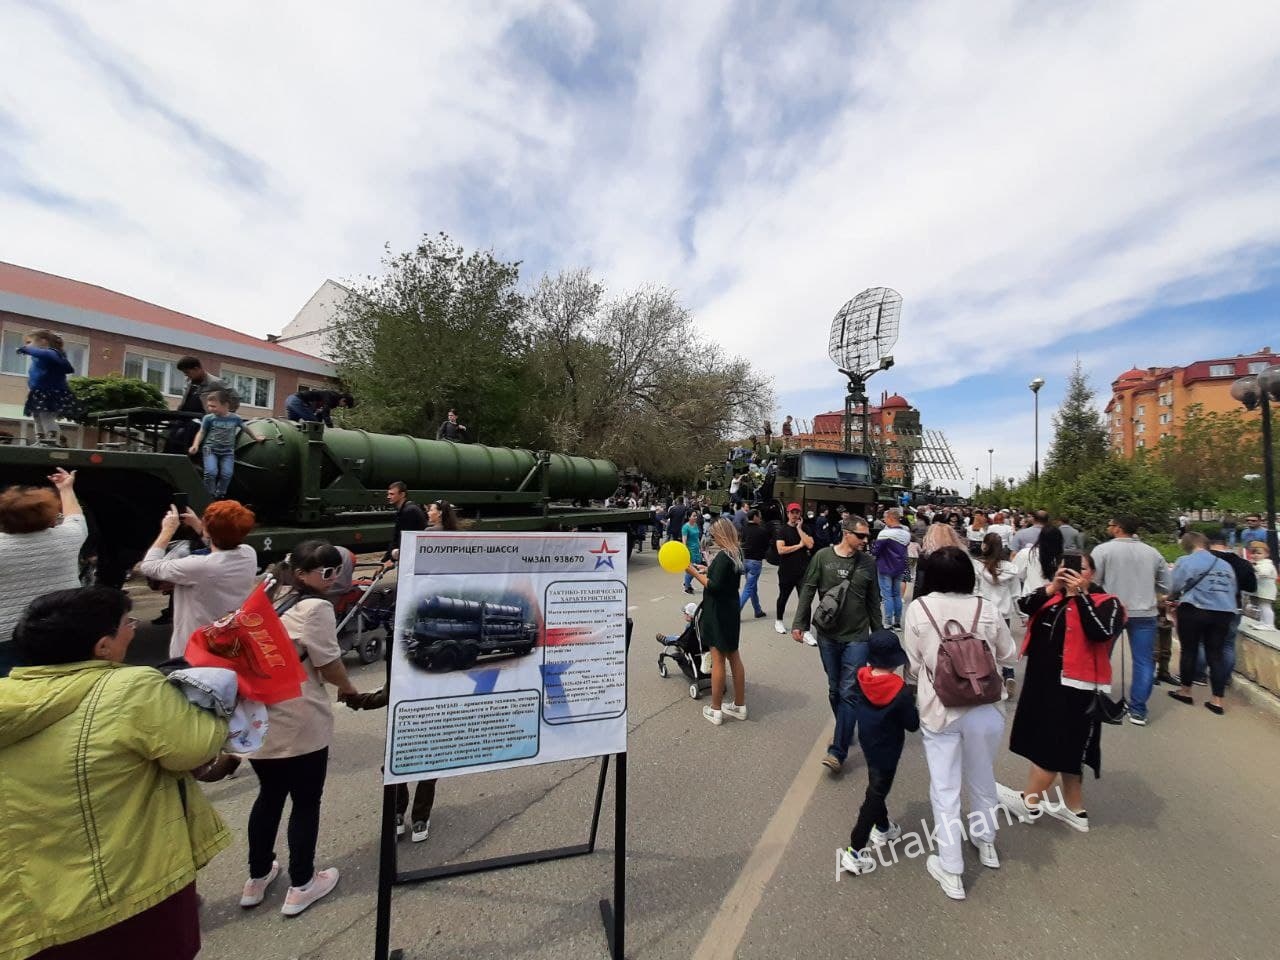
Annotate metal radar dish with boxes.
[828,287,901,377]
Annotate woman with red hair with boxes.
[138,500,258,658]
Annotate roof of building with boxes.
[0,261,334,377]
[1115,367,1146,383]
[881,393,910,409]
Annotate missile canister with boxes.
[418,597,524,622]
[233,419,618,518]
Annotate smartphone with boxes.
[1061,553,1082,573]
[172,492,189,512]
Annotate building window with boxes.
[1137,439,1145,448]
[1159,413,1172,424]
[1,330,89,377]
[223,371,275,409]
[1136,405,1145,415]
[123,352,184,397]
[1249,361,1269,373]
[1136,422,1146,434]
[1209,363,1235,377]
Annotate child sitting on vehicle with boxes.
[189,388,265,498]
[837,629,920,879]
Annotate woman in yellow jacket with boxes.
[0,587,229,960]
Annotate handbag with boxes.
[1085,622,1127,725]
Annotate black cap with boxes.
[866,629,908,668]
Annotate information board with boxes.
[383,531,628,784]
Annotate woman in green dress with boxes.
[686,517,747,724]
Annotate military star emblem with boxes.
[589,539,619,570]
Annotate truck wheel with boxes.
[457,645,478,669]
[432,643,461,671]
[357,631,384,665]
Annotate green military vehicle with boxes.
[0,410,648,586]
[762,446,881,523]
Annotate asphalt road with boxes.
[124,552,1280,960]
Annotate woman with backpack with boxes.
[901,546,1018,902]
[998,550,1125,836]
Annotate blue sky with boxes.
[2,0,1278,483]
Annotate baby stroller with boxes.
[330,562,397,664]
[656,601,714,699]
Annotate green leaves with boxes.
[67,374,167,422]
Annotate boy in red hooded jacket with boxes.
[837,629,920,877]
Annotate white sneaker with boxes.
[239,860,280,908]
[971,837,1000,868]
[281,867,340,917]
[702,706,723,725]
[926,855,966,900]
[869,821,902,845]
[411,819,430,843]
[803,631,818,646]
[996,782,1038,823]
[1043,801,1090,833]
[395,814,405,837]
[837,847,876,879]
[721,703,748,721]
[774,620,786,634]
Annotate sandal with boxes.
[1167,691,1194,705]
[1204,702,1224,716]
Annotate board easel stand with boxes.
[373,627,630,960]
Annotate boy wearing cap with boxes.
[838,629,919,878]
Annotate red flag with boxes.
[185,582,307,705]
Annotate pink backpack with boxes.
[918,598,1002,707]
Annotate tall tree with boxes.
[328,233,529,442]
[1044,360,1109,479]
[1153,403,1261,511]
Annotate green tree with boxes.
[328,234,530,443]
[1153,403,1258,512]
[68,374,166,421]
[1055,456,1178,542]
[523,270,774,480]
[1043,360,1109,479]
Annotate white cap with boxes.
[683,602,698,617]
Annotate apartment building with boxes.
[1106,347,1276,455]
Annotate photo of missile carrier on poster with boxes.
[383,531,628,783]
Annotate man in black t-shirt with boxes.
[382,481,428,567]
[775,502,814,640]
[738,509,771,619]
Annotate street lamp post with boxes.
[973,466,980,499]
[1029,378,1045,487]
[1230,367,1280,560]
[988,448,994,488]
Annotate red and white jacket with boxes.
[1020,588,1127,692]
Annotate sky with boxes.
[2,0,1279,485]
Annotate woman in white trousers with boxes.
[902,546,1019,901]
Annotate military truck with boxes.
[761,446,881,524]
[406,596,538,670]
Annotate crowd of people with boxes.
[660,495,1277,900]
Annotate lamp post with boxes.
[988,448,994,488]
[973,466,980,499]
[1230,367,1280,560]
[1029,378,1045,487]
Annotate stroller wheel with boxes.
[688,683,700,700]
[658,659,668,678]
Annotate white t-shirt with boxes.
[0,515,88,645]
[987,523,1014,548]
[138,544,258,658]
[1254,559,1278,601]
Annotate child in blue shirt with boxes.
[17,328,76,446]
[188,389,265,498]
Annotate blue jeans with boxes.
[816,637,868,763]
[878,572,903,624]
[1125,616,1157,718]
[202,448,236,497]
[739,559,764,614]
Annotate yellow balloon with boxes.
[658,540,691,574]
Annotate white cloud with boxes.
[1,0,1278,480]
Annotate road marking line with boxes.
[650,595,667,602]
[690,723,831,960]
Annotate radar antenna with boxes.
[828,287,901,454]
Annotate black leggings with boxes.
[777,578,801,622]
[248,747,329,887]
[850,766,897,850]
[395,779,438,824]
[1176,604,1233,697]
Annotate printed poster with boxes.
[383,531,628,783]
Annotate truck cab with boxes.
[767,447,881,522]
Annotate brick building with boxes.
[799,392,919,482]
[1106,347,1276,455]
[0,262,338,442]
